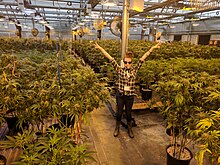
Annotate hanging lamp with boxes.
[130,0,144,12]
[101,0,118,7]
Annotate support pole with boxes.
[121,0,129,61]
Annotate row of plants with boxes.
[72,40,220,68]
[0,38,70,53]
[77,56,220,91]
[1,38,220,79]
[138,57,220,86]
[188,109,220,165]
[0,44,110,164]
[1,38,219,61]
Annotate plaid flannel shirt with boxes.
[111,58,143,96]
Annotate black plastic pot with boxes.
[141,89,152,101]
[61,114,75,128]
[139,83,148,92]
[0,154,7,165]
[4,115,29,135]
[166,144,193,165]
[5,116,19,131]
[166,127,180,136]
[149,81,156,85]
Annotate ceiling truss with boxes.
[0,0,219,32]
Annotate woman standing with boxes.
[94,42,161,138]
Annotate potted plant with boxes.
[0,154,6,165]
[187,82,220,165]
[137,69,153,101]
[140,88,152,101]
[137,59,169,101]
[0,54,27,135]
[0,127,96,164]
[187,109,220,165]
[154,73,195,165]
[154,64,220,165]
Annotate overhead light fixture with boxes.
[23,8,36,15]
[90,11,100,18]
[146,15,154,18]
[16,24,22,27]
[82,18,91,22]
[4,24,8,29]
[0,15,4,22]
[170,25,176,29]
[78,22,85,26]
[133,28,137,32]
[86,4,92,14]
[72,25,81,31]
[160,21,169,25]
[17,0,25,10]
[100,0,118,6]
[34,15,42,20]
[181,6,196,11]
[81,16,90,22]
[88,32,96,36]
[9,21,15,24]
[130,0,144,12]
[190,18,199,21]
[39,20,48,25]
[46,25,54,30]
[192,23,199,26]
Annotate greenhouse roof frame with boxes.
[0,0,219,32]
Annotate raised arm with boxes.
[94,42,113,61]
[140,42,161,61]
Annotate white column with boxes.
[121,0,129,60]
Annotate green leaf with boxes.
[196,149,206,165]
[196,118,213,129]
[175,93,184,106]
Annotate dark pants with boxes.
[115,93,134,122]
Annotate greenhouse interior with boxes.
[0,0,220,164]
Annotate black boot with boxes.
[113,120,120,137]
[127,122,134,138]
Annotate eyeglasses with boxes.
[124,61,132,64]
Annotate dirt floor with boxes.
[82,98,211,165]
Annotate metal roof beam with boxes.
[145,6,220,23]
[130,0,182,17]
